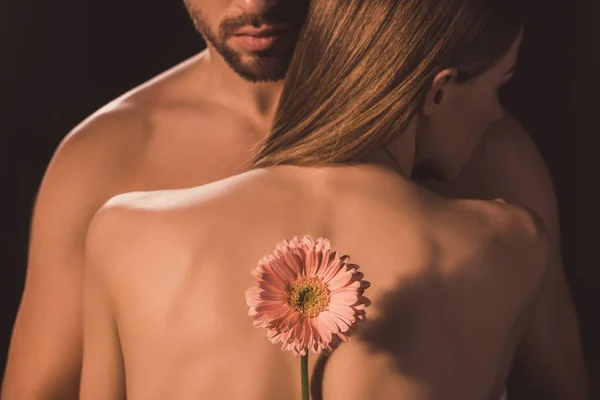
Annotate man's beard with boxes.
[184,2,307,83]
[202,29,294,83]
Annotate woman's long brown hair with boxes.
[250,0,521,169]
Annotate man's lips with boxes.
[231,26,292,51]
[233,26,290,37]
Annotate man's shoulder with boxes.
[49,102,153,184]
[29,102,159,232]
[55,52,210,170]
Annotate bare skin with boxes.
[80,164,549,400]
[2,50,586,400]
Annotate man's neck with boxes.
[202,47,284,124]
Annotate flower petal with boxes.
[326,270,354,291]
[330,291,360,306]
[257,279,287,295]
[319,256,343,283]
[302,235,315,248]
[254,300,288,312]
[259,304,293,322]
[312,316,333,345]
[274,310,301,331]
[316,313,340,333]
[257,270,288,291]
[304,247,320,278]
[269,256,299,283]
[258,289,287,302]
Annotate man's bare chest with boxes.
[123,121,267,191]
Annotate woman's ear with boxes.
[423,68,458,115]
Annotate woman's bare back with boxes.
[81,164,548,400]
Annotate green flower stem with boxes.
[301,353,309,400]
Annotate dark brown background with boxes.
[1,0,598,395]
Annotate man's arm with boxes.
[2,107,146,399]
[79,208,127,399]
[425,113,588,398]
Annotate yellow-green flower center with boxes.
[286,278,330,317]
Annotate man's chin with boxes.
[226,57,288,83]
[214,41,291,82]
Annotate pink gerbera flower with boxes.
[246,235,371,357]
